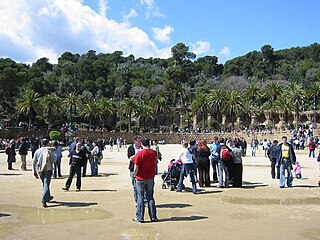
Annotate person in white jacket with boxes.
[32,138,56,208]
[176,142,197,194]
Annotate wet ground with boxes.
[0,144,319,240]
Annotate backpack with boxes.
[220,146,231,161]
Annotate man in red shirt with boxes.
[132,137,158,223]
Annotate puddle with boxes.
[0,205,112,225]
[225,197,320,205]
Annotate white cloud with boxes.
[190,41,211,56]
[140,0,164,19]
[152,25,174,43]
[98,0,108,18]
[0,0,171,64]
[123,8,138,23]
[220,47,231,59]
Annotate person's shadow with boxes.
[47,201,97,208]
[155,216,208,222]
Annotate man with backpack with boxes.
[218,139,233,188]
[308,138,316,158]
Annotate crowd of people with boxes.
[1,131,320,222]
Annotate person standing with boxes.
[18,137,29,171]
[232,143,243,187]
[151,139,162,175]
[267,140,280,179]
[5,140,16,170]
[132,137,158,223]
[196,140,211,187]
[176,142,197,194]
[32,138,55,208]
[251,139,257,157]
[218,139,232,188]
[91,141,101,176]
[276,136,296,188]
[53,141,63,178]
[62,143,88,191]
[127,136,142,203]
[209,136,220,183]
[308,138,316,158]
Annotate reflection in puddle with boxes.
[225,197,320,205]
[0,205,112,225]
[25,208,112,224]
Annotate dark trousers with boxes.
[233,163,243,187]
[82,159,88,177]
[197,159,210,187]
[211,159,218,182]
[228,161,235,183]
[65,165,81,190]
[271,160,280,179]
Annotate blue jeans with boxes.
[309,149,315,158]
[279,160,293,187]
[54,157,62,177]
[177,163,197,193]
[91,156,98,176]
[136,178,157,221]
[40,171,52,204]
[130,171,137,202]
[218,161,229,187]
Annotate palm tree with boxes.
[208,88,226,130]
[81,100,103,129]
[41,93,61,127]
[287,83,306,129]
[191,93,209,129]
[244,83,263,105]
[274,91,293,125]
[137,98,154,130]
[222,91,244,130]
[308,82,320,126]
[98,98,114,129]
[264,82,284,127]
[16,89,42,128]
[62,91,80,124]
[150,95,167,129]
[240,99,259,128]
[119,97,139,131]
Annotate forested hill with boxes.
[0,42,319,129]
[222,43,320,83]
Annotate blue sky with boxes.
[0,0,319,64]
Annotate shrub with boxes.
[49,130,61,140]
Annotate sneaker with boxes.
[62,187,69,191]
[132,218,144,223]
[49,196,54,202]
[76,189,81,192]
[42,202,47,208]
[151,218,158,222]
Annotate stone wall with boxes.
[0,128,307,144]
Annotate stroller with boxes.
[161,159,183,191]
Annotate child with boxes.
[293,161,302,179]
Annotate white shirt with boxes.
[176,148,193,164]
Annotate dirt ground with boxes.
[0,144,319,240]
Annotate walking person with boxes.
[32,138,55,208]
[276,136,296,188]
[232,142,243,187]
[127,136,142,203]
[132,137,158,223]
[176,142,197,194]
[209,136,220,183]
[251,139,257,157]
[267,140,280,179]
[18,137,29,171]
[62,143,88,191]
[5,140,16,170]
[308,138,316,158]
[196,140,211,187]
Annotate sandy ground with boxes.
[0,144,320,240]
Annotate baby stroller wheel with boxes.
[162,184,166,189]
[170,185,175,191]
